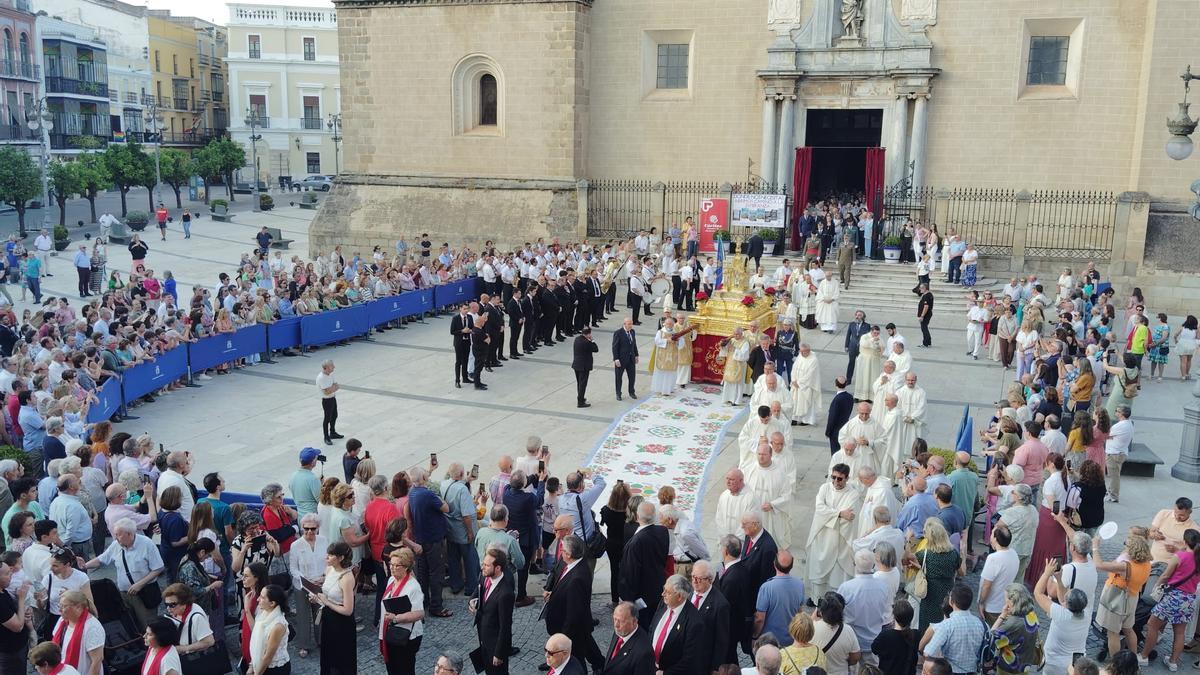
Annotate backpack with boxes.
[1122,372,1140,399]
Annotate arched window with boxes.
[451,54,503,136]
[3,30,12,65]
[18,33,29,66]
[479,74,497,126]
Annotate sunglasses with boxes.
[831,475,847,483]
[302,527,319,532]
[164,601,179,608]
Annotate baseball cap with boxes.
[299,447,321,464]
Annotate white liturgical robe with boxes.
[853,334,884,400]
[744,459,796,550]
[715,489,758,539]
[805,482,862,592]
[738,417,790,466]
[815,279,840,331]
[828,448,877,489]
[893,385,928,468]
[790,353,822,425]
[877,406,905,481]
[871,371,902,419]
[886,350,913,381]
[855,482,901,539]
[853,524,908,559]
[837,416,886,461]
[721,340,752,403]
[751,380,793,415]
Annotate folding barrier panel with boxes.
[122,346,190,402]
[300,304,370,346]
[188,324,268,372]
[268,317,303,351]
[86,376,123,423]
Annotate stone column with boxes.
[775,95,795,192]
[910,93,929,188]
[889,95,909,186]
[1174,379,1200,483]
[576,179,589,240]
[793,99,807,149]
[760,96,778,185]
[1010,189,1032,274]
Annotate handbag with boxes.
[576,494,607,560]
[122,548,162,609]
[1099,563,1134,616]
[180,613,232,675]
[266,551,293,592]
[1151,563,1200,602]
[906,550,929,600]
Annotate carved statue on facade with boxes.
[767,0,801,29]
[841,0,864,38]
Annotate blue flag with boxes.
[715,239,725,289]
[954,405,974,455]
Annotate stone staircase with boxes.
[753,254,1004,329]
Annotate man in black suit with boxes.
[571,327,598,408]
[543,634,587,675]
[611,317,639,401]
[746,334,781,384]
[484,295,506,367]
[618,501,669,630]
[506,287,526,359]
[588,269,605,326]
[715,534,755,661]
[556,272,575,338]
[740,512,779,603]
[573,274,591,333]
[746,232,764,270]
[522,285,540,353]
[602,601,655,675]
[688,559,731,673]
[473,549,514,674]
[540,279,562,345]
[648,575,705,674]
[825,375,854,453]
[450,303,473,388]
[843,310,870,382]
[542,535,604,672]
[469,315,490,390]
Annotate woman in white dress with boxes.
[248,585,291,675]
[1174,315,1198,380]
[1056,268,1074,304]
[941,232,957,276]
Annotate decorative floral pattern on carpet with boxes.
[584,387,747,523]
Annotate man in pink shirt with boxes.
[1012,421,1049,504]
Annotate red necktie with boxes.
[744,537,752,556]
[609,636,625,660]
[548,669,556,675]
[693,593,702,608]
[483,577,492,602]
[654,609,674,660]
[556,539,563,560]
[559,564,569,582]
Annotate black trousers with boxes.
[508,324,522,356]
[605,285,617,312]
[501,283,514,306]
[591,296,604,324]
[681,280,695,311]
[615,363,636,396]
[671,275,683,307]
[574,369,590,403]
[827,434,839,453]
[574,303,588,331]
[76,266,91,295]
[454,343,470,383]
[920,315,933,346]
[472,350,487,386]
[415,539,447,612]
[631,299,642,324]
[523,320,538,352]
[321,397,338,440]
[384,635,422,675]
[540,315,557,344]
[489,330,502,364]
[558,307,573,337]
[845,350,859,384]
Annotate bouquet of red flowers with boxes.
[764,287,777,296]
[741,295,756,307]
[695,291,709,302]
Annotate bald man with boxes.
[543,633,585,675]
[947,451,980,552]
[715,469,755,539]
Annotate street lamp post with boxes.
[145,101,164,206]
[244,109,262,212]
[327,112,342,176]
[1165,64,1200,483]
[25,98,54,239]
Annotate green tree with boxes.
[103,143,154,216]
[0,147,42,236]
[75,152,112,224]
[47,160,85,228]
[190,144,221,206]
[208,137,247,201]
[158,149,192,209]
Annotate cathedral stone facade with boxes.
[314,0,1200,307]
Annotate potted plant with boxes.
[882,235,902,263]
[713,228,731,254]
[125,210,149,232]
[53,224,70,251]
[259,193,275,211]
[209,198,229,212]
[759,227,779,251]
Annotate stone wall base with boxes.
[309,175,585,257]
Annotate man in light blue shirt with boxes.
[73,244,92,298]
[924,584,988,674]
[49,475,94,558]
[753,550,805,646]
[837,550,891,657]
[896,476,938,538]
[80,518,165,628]
[558,469,605,543]
[288,448,322,517]
[17,390,45,455]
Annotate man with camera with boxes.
[342,438,368,483]
[289,447,324,518]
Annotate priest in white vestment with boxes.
[675,315,695,386]
[751,372,792,414]
[852,505,908,558]
[854,466,900,539]
[720,328,751,404]
[877,394,905,482]
[871,360,901,418]
[805,463,862,599]
[650,317,680,396]
[815,277,840,332]
[894,374,928,468]
[837,402,886,464]
[789,344,822,425]
[852,327,884,400]
[744,443,797,550]
[829,439,877,489]
[767,431,797,484]
[738,405,788,466]
[715,468,757,539]
[769,401,794,447]
[886,341,913,382]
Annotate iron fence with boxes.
[1027,190,1118,261]
[882,185,935,227]
[944,188,1020,257]
[586,180,655,240]
[663,181,721,234]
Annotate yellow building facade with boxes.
[147,12,206,147]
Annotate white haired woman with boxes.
[50,590,104,675]
[287,512,327,659]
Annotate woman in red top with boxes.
[379,548,425,674]
[239,562,267,672]
[260,484,298,555]
[1086,408,1112,474]
[363,475,401,625]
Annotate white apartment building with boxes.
[225,3,340,186]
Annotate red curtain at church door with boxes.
[864,147,886,217]
[791,147,813,250]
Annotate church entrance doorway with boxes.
[803,108,883,201]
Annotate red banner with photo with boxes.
[698,198,728,252]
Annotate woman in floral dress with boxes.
[989,584,1042,674]
[1148,312,1171,382]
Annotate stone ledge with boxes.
[333,173,581,191]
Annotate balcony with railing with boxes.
[45,77,108,98]
[198,53,211,67]
[245,115,270,129]
[300,116,323,130]
[123,92,141,105]
[161,128,221,146]
[0,124,38,142]
[108,88,119,102]
[0,59,39,80]
[172,97,190,110]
